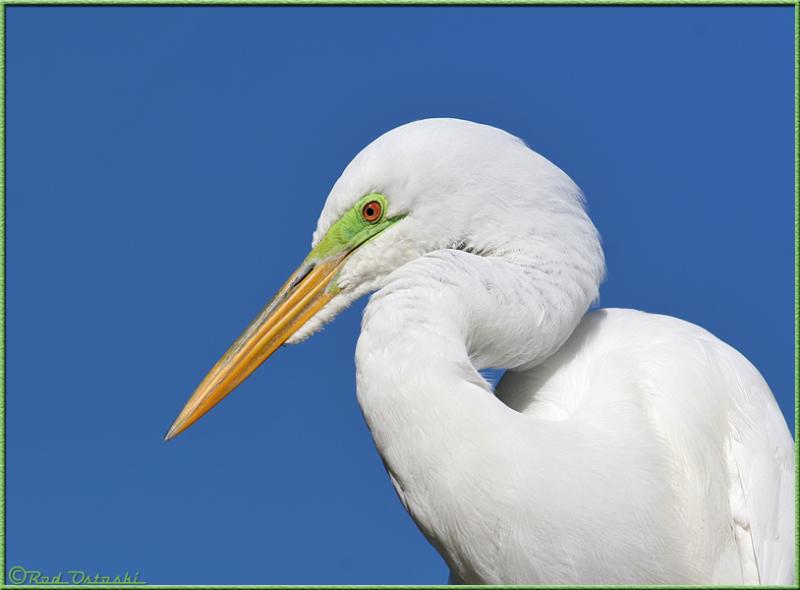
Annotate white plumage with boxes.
[296,119,794,584]
[171,118,795,584]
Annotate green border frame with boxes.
[0,1,795,588]
[0,0,796,5]
[0,1,797,4]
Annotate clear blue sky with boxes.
[7,6,794,585]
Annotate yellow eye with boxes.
[361,200,383,223]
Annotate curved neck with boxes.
[354,245,602,578]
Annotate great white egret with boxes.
[166,118,795,585]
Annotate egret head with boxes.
[166,118,598,440]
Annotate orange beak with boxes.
[164,253,348,441]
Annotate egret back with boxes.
[496,308,795,584]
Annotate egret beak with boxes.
[164,252,348,441]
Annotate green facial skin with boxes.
[303,193,404,294]
[307,193,403,262]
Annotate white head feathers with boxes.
[289,118,604,344]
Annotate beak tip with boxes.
[164,422,180,442]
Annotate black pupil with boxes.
[366,206,375,217]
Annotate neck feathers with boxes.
[356,192,604,412]
[354,228,602,580]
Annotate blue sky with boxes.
[7,6,794,585]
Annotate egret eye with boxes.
[361,200,383,223]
